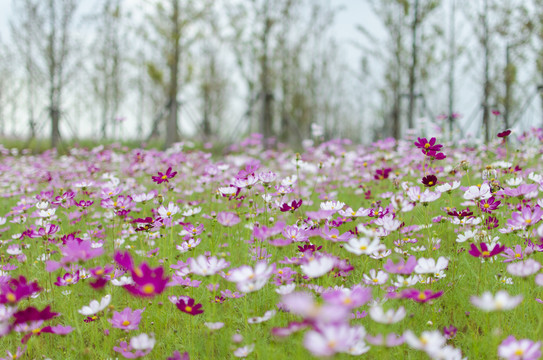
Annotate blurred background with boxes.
[0,0,542,149]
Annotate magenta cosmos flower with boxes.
[507,206,543,228]
[151,166,177,184]
[414,137,442,153]
[468,242,505,258]
[125,263,169,297]
[279,199,303,212]
[479,197,501,213]
[401,289,444,303]
[109,307,144,331]
[176,297,203,316]
[0,276,41,304]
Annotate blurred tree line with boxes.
[0,0,542,149]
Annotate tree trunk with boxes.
[448,0,456,139]
[482,0,490,143]
[260,16,273,146]
[165,0,180,149]
[407,0,419,130]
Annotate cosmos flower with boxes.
[421,175,438,187]
[344,237,383,256]
[151,167,177,184]
[468,242,505,258]
[124,263,169,297]
[176,297,203,316]
[78,294,111,316]
[471,290,523,311]
[498,336,541,360]
[233,344,255,358]
[369,305,406,324]
[300,256,335,279]
[506,259,541,277]
[109,307,144,331]
[383,256,417,274]
[0,276,41,304]
[414,257,449,274]
[189,255,230,276]
[303,324,367,357]
[401,289,443,303]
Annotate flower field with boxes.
[1,131,543,359]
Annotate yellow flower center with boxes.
[113,202,117,207]
[343,297,352,304]
[515,253,521,258]
[525,219,532,224]
[6,293,16,302]
[66,277,73,283]
[428,181,433,185]
[484,204,490,208]
[482,251,490,257]
[162,175,167,180]
[328,340,337,349]
[417,293,427,301]
[424,143,430,149]
[359,245,367,250]
[372,278,379,283]
[32,328,41,334]
[185,306,192,312]
[514,349,524,356]
[122,320,131,326]
[96,269,104,276]
[134,267,143,277]
[142,283,155,294]
[331,235,337,239]
[167,212,171,216]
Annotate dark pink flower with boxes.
[124,263,169,298]
[468,242,505,258]
[176,297,204,316]
[401,289,443,303]
[152,167,177,184]
[0,276,41,304]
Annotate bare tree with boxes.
[90,0,124,140]
[142,0,211,148]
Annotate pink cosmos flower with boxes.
[176,297,203,315]
[321,285,372,308]
[383,256,417,274]
[109,307,144,331]
[216,212,241,227]
[501,245,531,263]
[507,206,543,228]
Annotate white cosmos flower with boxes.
[404,330,446,353]
[248,310,276,324]
[320,200,345,211]
[463,183,492,200]
[233,344,255,358]
[470,290,523,311]
[369,305,406,324]
[456,230,477,243]
[436,181,461,193]
[344,237,382,256]
[301,256,335,278]
[275,284,296,295]
[130,333,155,350]
[414,257,449,274]
[111,276,134,286]
[78,294,111,316]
